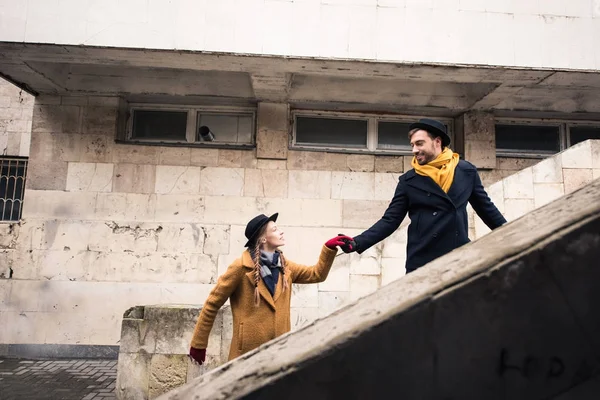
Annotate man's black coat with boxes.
[354,160,507,273]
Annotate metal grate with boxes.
[0,157,27,221]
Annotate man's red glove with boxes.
[325,234,356,252]
[189,347,206,365]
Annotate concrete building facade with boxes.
[1,0,600,357]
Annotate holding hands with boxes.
[325,234,356,253]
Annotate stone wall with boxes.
[1,92,595,355]
[0,78,33,281]
[0,78,33,157]
[116,304,231,400]
[471,139,600,239]
[0,95,409,351]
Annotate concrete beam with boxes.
[159,178,600,400]
[250,73,290,102]
[2,43,599,113]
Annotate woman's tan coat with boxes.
[190,245,337,361]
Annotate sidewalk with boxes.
[0,358,117,400]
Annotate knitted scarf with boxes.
[259,250,282,296]
[411,147,460,193]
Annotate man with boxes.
[340,118,506,273]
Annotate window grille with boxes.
[0,157,27,221]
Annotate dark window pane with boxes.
[132,110,187,140]
[296,117,367,148]
[495,124,560,153]
[378,121,412,149]
[570,126,600,146]
[0,175,6,198]
[197,114,253,144]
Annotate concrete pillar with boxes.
[256,103,288,160]
[457,111,496,169]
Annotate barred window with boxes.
[0,157,27,221]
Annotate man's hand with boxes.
[189,347,206,365]
[325,234,356,253]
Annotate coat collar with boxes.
[404,161,474,205]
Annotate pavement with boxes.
[0,358,117,400]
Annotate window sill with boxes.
[116,140,256,151]
[290,145,413,157]
[495,152,554,159]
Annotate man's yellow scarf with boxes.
[411,148,460,193]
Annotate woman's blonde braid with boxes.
[278,252,289,293]
[253,244,261,306]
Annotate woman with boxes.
[188,212,352,365]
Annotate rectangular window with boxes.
[0,157,27,222]
[377,121,413,150]
[292,112,452,154]
[569,126,600,146]
[127,106,255,147]
[197,113,254,144]
[132,110,187,141]
[295,116,368,148]
[495,124,561,156]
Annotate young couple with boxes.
[188,118,505,364]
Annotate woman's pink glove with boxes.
[325,234,355,250]
[189,347,206,365]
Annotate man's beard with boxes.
[415,150,436,165]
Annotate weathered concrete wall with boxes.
[0,78,33,157]
[0,78,33,280]
[116,305,231,400]
[1,93,597,354]
[157,175,600,400]
[1,1,599,71]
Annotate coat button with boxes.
[433,212,438,216]
[433,233,438,238]
[427,192,431,196]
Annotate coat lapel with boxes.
[272,272,290,303]
[406,172,452,203]
[245,272,276,310]
[447,164,473,202]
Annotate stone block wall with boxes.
[0,95,411,350]
[116,304,230,400]
[0,78,34,157]
[470,139,600,239]
[1,91,594,356]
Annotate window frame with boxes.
[566,122,600,148]
[124,104,257,149]
[291,110,454,155]
[0,156,28,223]
[495,118,600,158]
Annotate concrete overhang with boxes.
[1,42,600,118]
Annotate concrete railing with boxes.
[116,304,231,400]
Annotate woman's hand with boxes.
[189,347,206,365]
[325,234,356,252]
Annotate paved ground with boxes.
[0,358,117,400]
